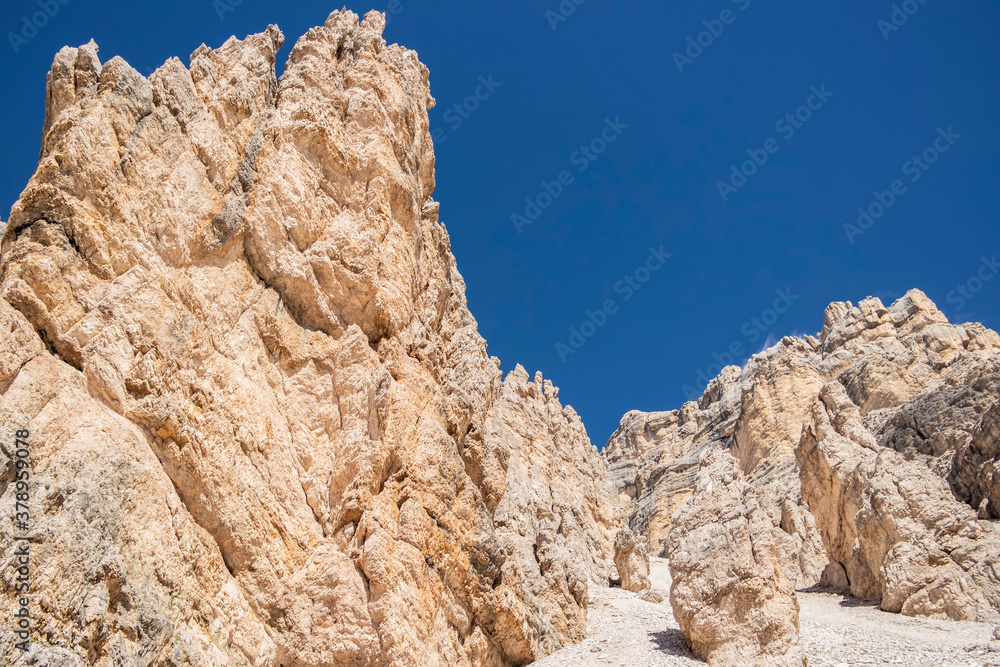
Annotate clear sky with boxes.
[2,0,998,448]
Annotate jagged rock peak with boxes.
[0,12,621,666]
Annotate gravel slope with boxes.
[534,558,1000,666]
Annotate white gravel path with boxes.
[534,558,1000,667]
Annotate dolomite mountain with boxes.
[0,12,630,666]
[606,288,1000,620]
[4,8,1000,667]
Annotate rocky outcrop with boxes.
[0,12,621,666]
[612,529,650,593]
[606,289,1000,592]
[664,450,807,667]
[798,381,1000,623]
[605,367,742,565]
[605,348,828,589]
[955,401,1000,518]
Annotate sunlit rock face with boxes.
[607,289,1000,591]
[799,381,1000,622]
[665,449,807,667]
[0,11,621,666]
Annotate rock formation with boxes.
[605,348,828,589]
[955,400,1000,518]
[664,450,807,667]
[605,367,742,569]
[612,528,650,594]
[606,289,1000,595]
[798,381,1000,622]
[0,12,622,665]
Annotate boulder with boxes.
[664,450,807,666]
[613,528,651,593]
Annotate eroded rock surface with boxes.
[613,528,651,593]
[664,450,807,667]
[798,381,1000,623]
[955,401,1000,519]
[0,12,620,666]
[606,289,1000,593]
[605,368,743,567]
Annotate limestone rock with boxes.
[613,529,650,593]
[606,289,1000,592]
[0,12,620,665]
[604,367,742,560]
[664,450,807,667]
[606,345,827,589]
[798,382,1000,622]
[959,401,1000,519]
[819,561,849,589]
[638,588,664,604]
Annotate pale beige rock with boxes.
[736,342,829,590]
[0,11,620,665]
[957,401,1000,518]
[664,450,807,667]
[605,367,742,559]
[1,354,278,666]
[607,289,1000,594]
[613,528,651,593]
[606,347,827,590]
[798,381,1000,623]
[637,588,664,604]
[819,561,849,589]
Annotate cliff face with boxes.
[606,289,1000,592]
[0,12,620,666]
[799,381,1000,622]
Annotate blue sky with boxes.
[2,0,999,448]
